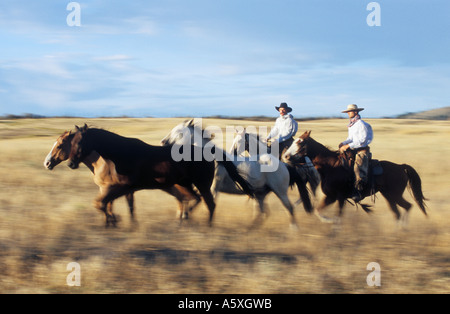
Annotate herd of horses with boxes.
[43,120,428,229]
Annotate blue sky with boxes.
[0,0,449,118]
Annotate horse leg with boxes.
[195,184,216,226]
[95,187,115,227]
[249,194,267,229]
[106,201,116,226]
[94,197,116,228]
[95,187,109,227]
[125,193,136,223]
[203,191,216,226]
[334,197,347,224]
[164,186,189,222]
[166,185,202,222]
[178,200,188,222]
[274,191,298,229]
[315,195,336,223]
[96,185,133,227]
[382,192,402,224]
[395,195,412,228]
[183,185,202,214]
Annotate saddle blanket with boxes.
[371,159,383,176]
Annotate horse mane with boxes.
[245,132,262,143]
[185,121,243,162]
[185,119,215,141]
[81,126,150,148]
[75,126,172,175]
[307,136,340,159]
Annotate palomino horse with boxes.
[161,119,313,229]
[44,130,202,226]
[67,125,254,226]
[284,131,428,225]
[44,130,136,222]
[229,127,321,197]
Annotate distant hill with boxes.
[397,107,450,120]
[2,107,449,120]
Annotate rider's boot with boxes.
[351,181,365,203]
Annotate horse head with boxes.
[230,127,268,157]
[283,130,311,162]
[161,120,193,146]
[44,130,75,170]
[67,124,90,169]
[161,119,214,147]
[229,127,246,156]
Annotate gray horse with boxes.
[161,119,313,229]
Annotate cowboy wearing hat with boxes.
[339,104,373,202]
[266,102,298,158]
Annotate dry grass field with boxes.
[0,117,449,294]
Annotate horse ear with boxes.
[75,124,88,132]
[186,119,194,126]
[235,126,244,135]
[306,130,311,137]
[301,130,310,138]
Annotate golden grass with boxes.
[0,117,449,293]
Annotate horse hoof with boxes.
[315,213,334,224]
[290,223,299,231]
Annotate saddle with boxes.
[340,150,383,176]
[370,159,383,176]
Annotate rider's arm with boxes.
[278,117,298,143]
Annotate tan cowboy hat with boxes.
[275,102,293,113]
[341,104,364,113]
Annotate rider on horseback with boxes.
[266,102,298,158]
[338,104,373,202]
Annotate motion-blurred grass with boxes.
[0,117,448,293]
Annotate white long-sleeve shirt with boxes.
[342,119,373,149]
[267,114,298,143]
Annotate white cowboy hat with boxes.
[341,104,364,113]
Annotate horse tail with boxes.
[286,164,313,213]
[403,164,428,215]
[217,152,255,198]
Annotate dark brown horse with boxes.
[67,125,254,226]
[44,130,203,226]
[284,131,427,225]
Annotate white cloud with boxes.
[93,54,134,62]
[2,55,73,79]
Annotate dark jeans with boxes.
[268,137,294,159]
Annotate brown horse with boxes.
[44,130,136,223]
[284,131,427,225]
[44,130,202,226]
[67,125,254,226]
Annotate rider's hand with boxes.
[339,144,350,153]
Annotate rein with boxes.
[339,150,354,170]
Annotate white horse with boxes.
[161,119,313,228]
[229,127,321,199]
